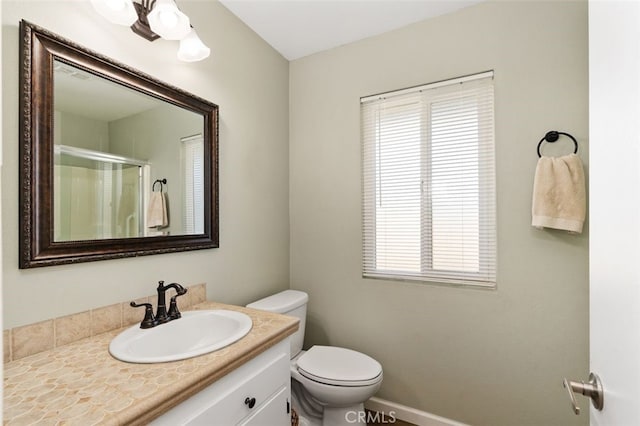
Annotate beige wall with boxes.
[56,111,110,152]
[110,104,203,236]
[289,2,588,425]
[2,1,290,328]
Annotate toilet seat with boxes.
[296,346,383,387]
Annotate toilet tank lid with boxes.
[246,290,308,313]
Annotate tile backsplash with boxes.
[3,283,206,363]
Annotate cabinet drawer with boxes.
[192,350,289,424]
[151,339,290,425]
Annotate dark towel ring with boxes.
[537,131,578,158]
[153,178,167,192]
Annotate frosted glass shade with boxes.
[177,29,210,62]
[148,0,191,40]
[91,0,138,26]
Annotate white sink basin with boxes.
[109,310,253,363]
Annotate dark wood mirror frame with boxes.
[19,20,219,268]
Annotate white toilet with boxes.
[247,290,383,426]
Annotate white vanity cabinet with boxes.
[151,339,291,426]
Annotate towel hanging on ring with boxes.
[148,179,168,228]
[532,131,585,233]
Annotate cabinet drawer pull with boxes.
[244,397,256,409]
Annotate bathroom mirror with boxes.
[19,21,219,268]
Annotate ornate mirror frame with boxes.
[19,20,219,268]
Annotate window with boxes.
[181,134,204,234]
[361,72,496,287]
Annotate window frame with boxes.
[361,71,496,288]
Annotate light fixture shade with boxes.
[177,29,210,62]
[148,0,191,40]
[90,0,138,26]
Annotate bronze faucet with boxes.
[130,281,188,329]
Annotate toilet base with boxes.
[323,403,367,426]
[292,380,368,426]
[293,401,367,426]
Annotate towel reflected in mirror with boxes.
[148,191,169,229]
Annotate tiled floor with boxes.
[291,409,415,426]
[367,419,415,426]
[366,410,416,426]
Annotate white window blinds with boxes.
[361,72,496,287]
[182,134,204,234]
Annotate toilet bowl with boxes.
[247,290,383,426]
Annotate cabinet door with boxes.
[239,386,290,426]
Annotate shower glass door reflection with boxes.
[54,145,148,241]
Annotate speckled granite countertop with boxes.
[3,302,298,425]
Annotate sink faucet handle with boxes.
[168,287,188,320]
[130,302,156,329]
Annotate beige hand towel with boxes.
[532,153,586,233]
[147,192,168,228]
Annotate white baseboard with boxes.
[365,397,470,426]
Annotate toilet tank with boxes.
[246,290,308,358]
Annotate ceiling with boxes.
[54,61,160,122]
[218,0,484,60]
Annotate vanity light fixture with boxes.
[178,29,210,62]
[90,0,210,62]
[146,0,191,40]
